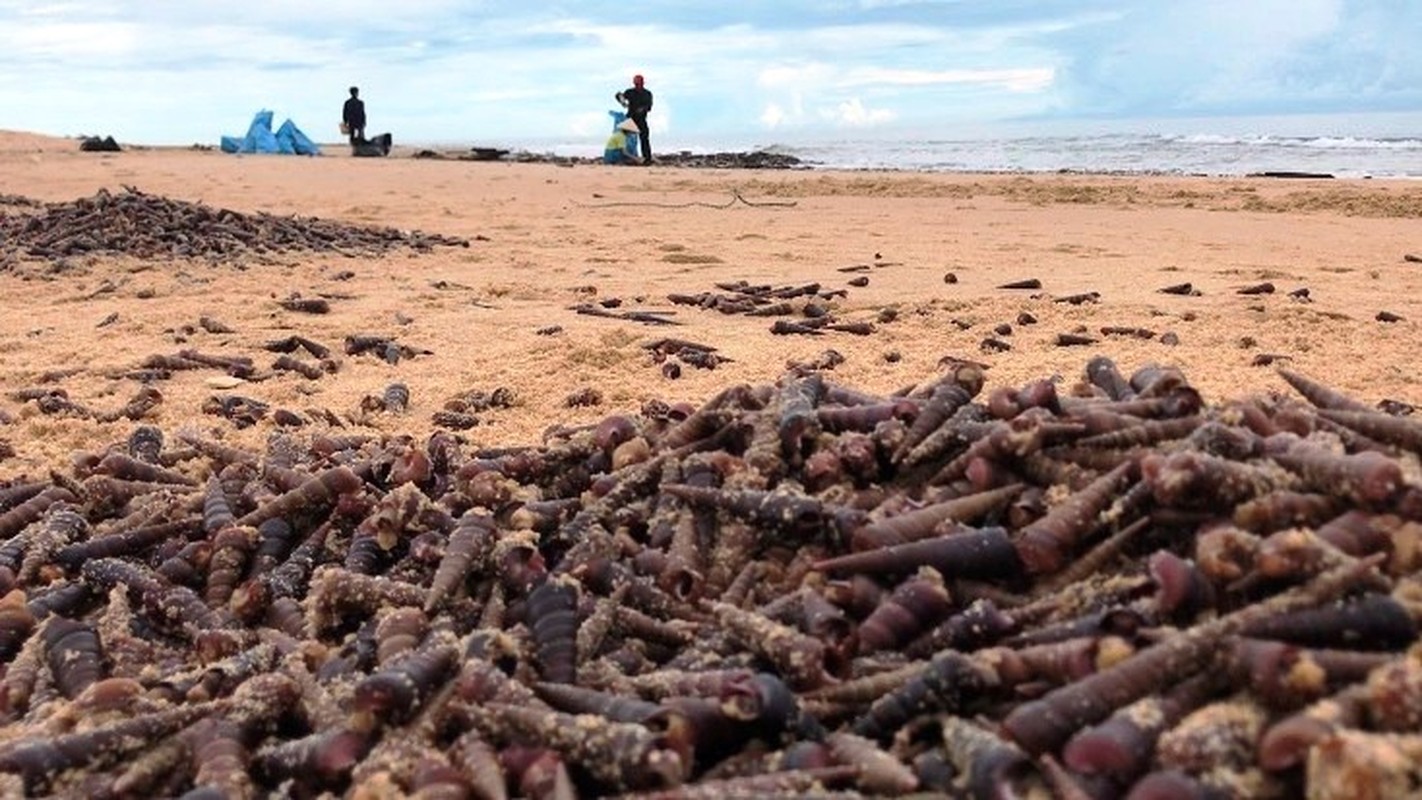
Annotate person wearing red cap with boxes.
[614,74,654,164]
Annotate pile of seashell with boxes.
[0,187,470,268]
[0,356,1419,798]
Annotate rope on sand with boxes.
[576,190,798,209]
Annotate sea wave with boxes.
[766,132,1422,178]
[1168,133,1422,150]
[483,129,1421,179]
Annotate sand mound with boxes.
[0,130,84,154]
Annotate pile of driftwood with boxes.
[0,357,1418,798]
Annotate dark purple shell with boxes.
[527,577,580,684]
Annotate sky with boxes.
[0,1,1418,148]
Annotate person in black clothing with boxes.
[614,74,653,164]
[342,86,366,144]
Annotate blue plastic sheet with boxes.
[245,110,279,153]
[221,110,321,155]
[275,119,319,155]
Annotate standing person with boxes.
[614,74,653,164]
[342,86,366,144]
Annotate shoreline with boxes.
[15,129,1421,181]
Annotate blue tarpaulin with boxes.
[275,119,319,155]
[220,110,320,155]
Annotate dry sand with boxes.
[1,129,1420,474]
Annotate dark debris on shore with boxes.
[413,147,807,170]
[0,186,471,271]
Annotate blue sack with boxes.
[282,120,319,155]
[221,110,322,155]
[242,110,279,154]
[275,119,321,156]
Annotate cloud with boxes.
[0,20,142,61]
[0,1,1415,145]
[1043,0,1422,118]
[758,63,837,90]
[827,98,895,126]
[761,103,788,128]
[840,66,1054,92]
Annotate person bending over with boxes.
[604,124,639,164]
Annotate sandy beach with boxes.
[4,132,1422,796]
[1,129,1419,471]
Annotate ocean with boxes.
[510,131,1421,179]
